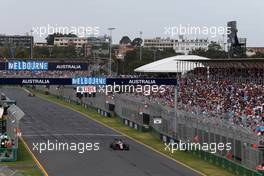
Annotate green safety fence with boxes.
[191,149,263,176]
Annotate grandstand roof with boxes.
[134,56,264,73]
[134,55,208,73]
[179,58,264,69]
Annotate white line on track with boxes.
[22,133,123,137]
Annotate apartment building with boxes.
[144,37,210,54]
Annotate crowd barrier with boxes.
[35,86,264,176]
[0,95,24,162]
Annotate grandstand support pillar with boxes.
[174,85,177,113]
[231,129,236,162]
[174,84,178,138]
[207,66,210,79]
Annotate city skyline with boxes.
[0,0,263,46]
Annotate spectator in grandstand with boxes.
[0,70,92,78]
[177,78,264,134]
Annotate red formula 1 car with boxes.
[110,139,129,151]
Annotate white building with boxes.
[174,38,210,54]
[34,42,48,47]
[54,37,88,48]
[144,37,210,54]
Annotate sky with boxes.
[0,0,263,46]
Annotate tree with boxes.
[33,47,50,58]
[208,42,222,51]
[189,48,207,57]
[190,42,228,59]
[131,38,143,47]
[121,47,176,74]
[119,36,131,45]
[51,46,77,58]
[206,42,228,58]
[15,47,29,58]
[0,47,10,58]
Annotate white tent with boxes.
[134,55,210,73]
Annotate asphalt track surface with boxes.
[3,87,200,176]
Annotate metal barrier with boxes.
[0,95,24,162]
[35,86,264,175]
[113,94,263,172]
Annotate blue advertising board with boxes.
[72,77,106,85]
[48,62,88,70]
[0,77,177,85]
[2,61,88,71]
[8,61,48,70]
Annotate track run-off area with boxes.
[2,87,200,176]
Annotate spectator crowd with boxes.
[0,70,91,78]
[1,70,264,136]
[131,78,264,135]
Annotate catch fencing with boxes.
[36,85,264,175]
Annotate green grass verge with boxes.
[0,139,43,176]
[34,90,237,176]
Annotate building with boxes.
[173,38,210,54]
[87,36,109,48]
[53,36,110,56]
[0,35,33,48]
[144,37,210,54]
[34,42,48,47]
[144,37,174,50]
[87,36,110,56]
[54,37,88,48]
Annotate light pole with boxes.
[108,27,116,76]
[153,49,157,61]
[30,30,33,59]
[139,31,143,61]
[10,47,16,59]
[93,51,96,74]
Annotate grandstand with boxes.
[134,55,264,170]
[53,55,264,171]
[2,56,264,174]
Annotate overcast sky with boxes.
[0,0,263,46]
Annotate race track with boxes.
[2,87,200,176]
